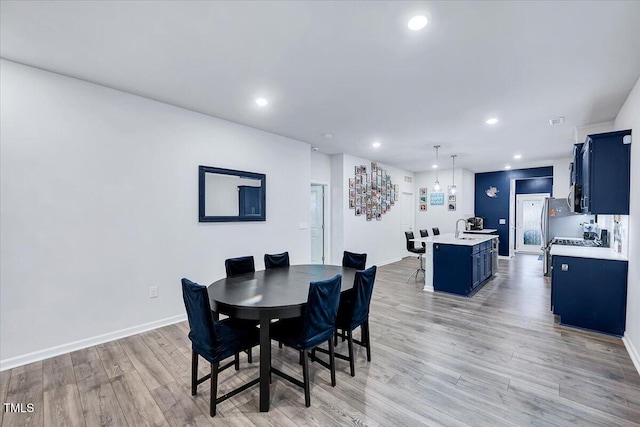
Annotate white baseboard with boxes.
[380,257,403,267]
[0,313,187,372]
[623,335,640,376]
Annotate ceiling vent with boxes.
[404,176,412,183]
[549,117,565,126]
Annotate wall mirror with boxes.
[199,166,266,222]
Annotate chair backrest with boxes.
[420,229,429,238]
[404,231,416,251]
[342,251,367,270]
[264,252,290,269]
[181,278,216,359]
[225,256,255,277]
[432,227,440,236]
[302,274,342,349]
[347,266,377,330]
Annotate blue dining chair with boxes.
[270,274,342,407]
[342,251,367,270]
[264,251,290,269]
[333,266,377,376]
[181,278,259,416]
[225,256,255,277]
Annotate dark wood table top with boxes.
[208,264,357,320]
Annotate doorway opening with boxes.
[310,184,326,264]
[515,193,549,254]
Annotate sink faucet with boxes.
[455,219,467,239]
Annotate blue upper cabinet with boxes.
[580,130,631,215]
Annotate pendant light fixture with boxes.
[449,154,457,195]
[433,145,442,192]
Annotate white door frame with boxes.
[311,182,330,264]
[515,193,549,254]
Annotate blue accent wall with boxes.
[515,177,553,195]
[475,167,553,256]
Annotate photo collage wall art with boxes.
[348,162,399,221]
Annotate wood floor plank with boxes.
[43,384,85,427]
[2,255,640,425]
[73,358,127,426]
[95,340,135,379]
[150,380,214,426]
[2,362,44,427]
[111,370,168,426]
[0,369,11,426]
[119,334,174,391]
[43,354,85,427]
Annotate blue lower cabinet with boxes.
[551,255,628,336]
[433,243,493,296]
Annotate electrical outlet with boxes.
[149,286,159,298]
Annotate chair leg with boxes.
[364,320,372,362]
[334,330,338,346]
[302,350,311,407]
[247,348,252,364]
[234,352,240,371]
[328,339,336,386]
[191,351,198,396]
[210,362,219,417]
[279,341,283,348]
[347,329,355,377]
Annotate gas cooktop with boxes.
[552,238,601,247]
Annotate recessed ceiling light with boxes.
[408,15,428,31]
[255,97,268,106]
[513,154,522,159]
[311,146,319,152]
[372,142,381,148]
[549,117,565,126]
[322,132,333,138]
[486,118,499,125]
[504,165,512,170]
[432,164,438,169]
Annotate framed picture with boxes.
[448,202,456,211]
[355,206,362,216]
[420,187,427,196]
[349,178,355,189]
[420,203,427,211]
[448,194,456,202]
[430,192,445,205]
[420,195,427,203]
[349,189,355,198]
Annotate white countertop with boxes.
[412,233,498,246]
[463,229,498,234]
[550,245,628,261]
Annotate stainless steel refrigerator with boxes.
[541,197,594,276]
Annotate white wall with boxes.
[614,75,640,374]
[329,154,413,266]
[552,157,572,199]
[311,151,331,184]
[414,168,475,235]
[0,60,312,368]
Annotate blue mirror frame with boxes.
[198,165,266,222]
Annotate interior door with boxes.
[516,193,549,254]
[310,184,324,264]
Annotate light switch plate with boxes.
[299,222,308,230]
[561,264,569,271]
[499,219,506,225]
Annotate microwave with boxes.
[568,184,582,213]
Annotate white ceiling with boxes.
[2,1,640,173]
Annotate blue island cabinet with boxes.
[433,241,493,296]
[551,255,628,336]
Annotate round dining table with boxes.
[208,264,357,412]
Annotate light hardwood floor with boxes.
[2,255,640,426]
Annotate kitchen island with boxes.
[413,233,499,296]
